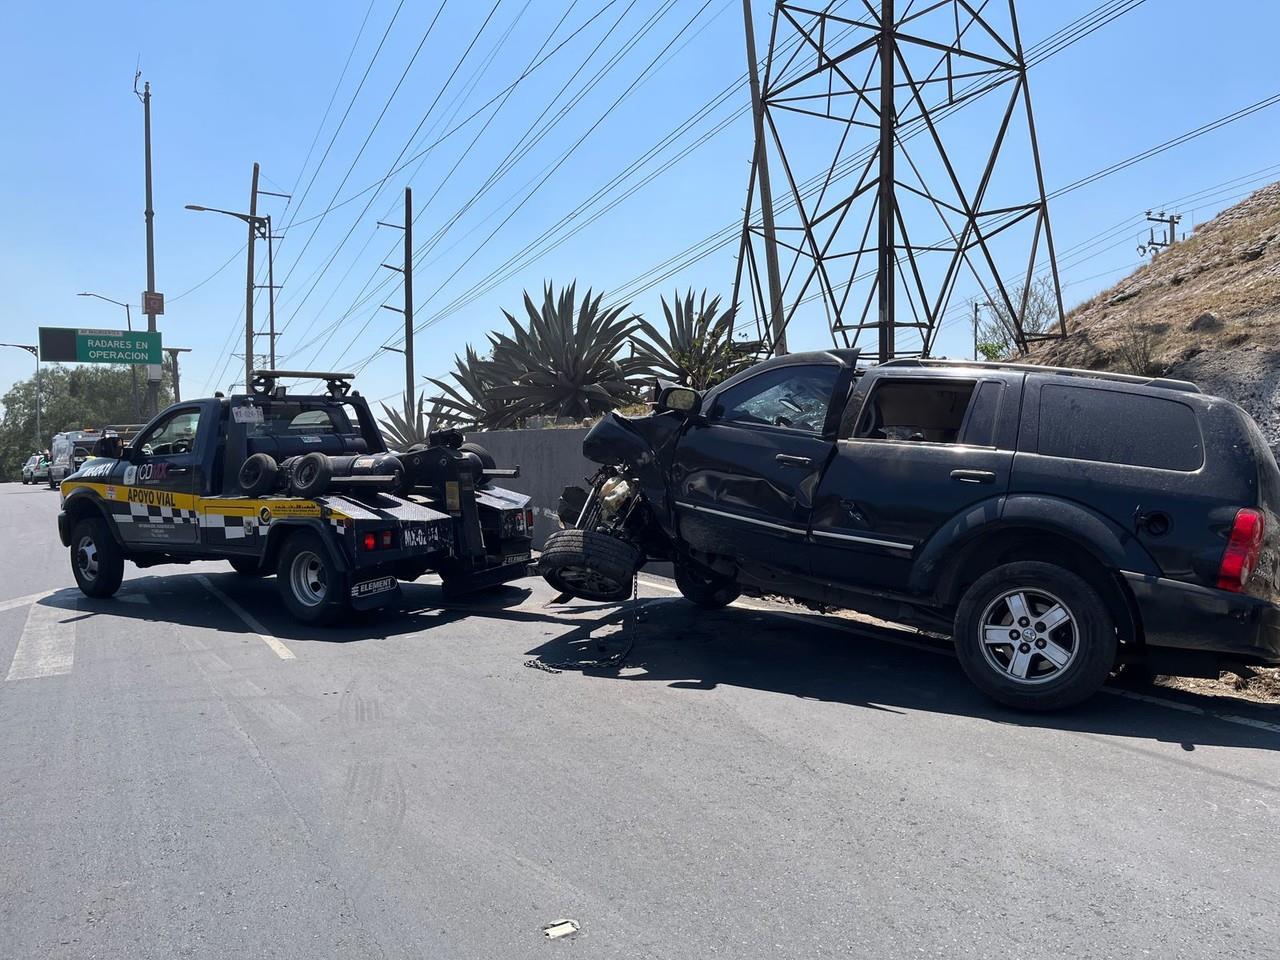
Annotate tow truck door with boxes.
[120,405,202,546]
[672,361,844,574]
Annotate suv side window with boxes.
[711,364,839,434]
[1037,384,1203,471]
[848,379,985,444]
[137,409,201,457]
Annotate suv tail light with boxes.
[1217,508,1264,592]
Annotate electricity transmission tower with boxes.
[734,0,1066,362]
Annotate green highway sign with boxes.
[39,327,162,365]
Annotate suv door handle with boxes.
[950,469,995,484]
[775,454,814,468]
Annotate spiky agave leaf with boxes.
[423,345,513,430]
[378,390,447,449]
[480,282,647,424]
[629,288,749,390]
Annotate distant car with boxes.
[540,351,1280,711]
[22,455,50,485]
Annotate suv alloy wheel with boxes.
[954,561,1118,711]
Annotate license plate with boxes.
[351,575,397,599]
[504,551,531,564]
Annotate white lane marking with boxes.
[0,590,58,615]
[5,599,77,681]
[195,575,296,661]
[636,576,1280,735]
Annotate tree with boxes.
[0,362,175,481]
[423,345,511,431]
[378,391,453,449]
[975,276,1061,360]
[629,289,752,390]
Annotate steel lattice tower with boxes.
[734,0,1066,361]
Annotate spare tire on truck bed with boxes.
[539,529,641,601]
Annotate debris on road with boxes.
[542,919,580,940]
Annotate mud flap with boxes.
[350,575,401,611]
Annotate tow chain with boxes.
[525,571,641,674]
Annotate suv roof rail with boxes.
[878,358,1202,394]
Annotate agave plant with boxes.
[629,289,750,390]
[378,391,447,449]
[481,282,647,425]
[423,345,511,430]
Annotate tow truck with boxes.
[56,370,534,624]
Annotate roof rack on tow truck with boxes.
[248,369,356,398]
[878,358,1202,394]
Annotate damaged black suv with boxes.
[539,349,1280,711]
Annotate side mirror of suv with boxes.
[654,382,702,417]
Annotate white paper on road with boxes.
[5,599,77,681]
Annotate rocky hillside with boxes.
[1027,181,1280,448]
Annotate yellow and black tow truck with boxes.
[56,370,534,624]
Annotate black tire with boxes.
[227,556,265,577]
[459,441,496,470]
[70,516,124,599]
[674,560,740,609]
[539,528,641,602]
[239,453,279,497]
[290,452,332,498]
[954,561,1118,711]
[276,531,347,625]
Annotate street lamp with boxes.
[77,291,142,421]
[1,342,40,448]
[186,199,282,380]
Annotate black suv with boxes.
[539,349,1280,710]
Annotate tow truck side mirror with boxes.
[654,383,702,417]
[97,436,123,460]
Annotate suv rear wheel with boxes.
[277,532,347,625]
[954,561,1117,711]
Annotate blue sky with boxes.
[2,0,1279,408]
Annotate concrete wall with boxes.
[471,427,592,546]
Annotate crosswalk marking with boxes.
[195,575,296,660]
[0,590,58,615]
[6,599,77,681]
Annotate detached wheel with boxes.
[674,560,739,609]
[954,561,1117,711]
[290,452,332,498]
[70,516,124,599]
[539,528,641,602]
[276,531,347,625]
[227,556,265,577]
[239,453,279,496]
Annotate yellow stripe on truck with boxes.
[63,480,340,519]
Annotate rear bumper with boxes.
[1122,571,1280,664]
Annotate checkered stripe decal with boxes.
[127,501,199,525]
[199,512,259,540]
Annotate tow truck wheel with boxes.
[277,532,347,625]
[674,560,740,609]
[70,516,124,599]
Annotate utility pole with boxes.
[1138,210,1182,257]
[973,301,980,362]
[245,162,260,390]
[164,347,191,402]
[136,74,161,416]
[741,0,786,355]
[876,0,896,365]
[378,186,415,403]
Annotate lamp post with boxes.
[1,343,40,448]
[186,191,286,386]
[77,292,142,421]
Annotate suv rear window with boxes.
[1037,384,1203,471]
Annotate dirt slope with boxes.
[1028,181,1280,447]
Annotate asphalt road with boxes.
[2,483,1278,960]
